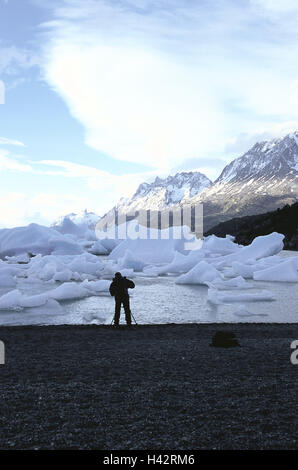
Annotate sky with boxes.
[1,0,298,227]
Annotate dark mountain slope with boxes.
[205,202,298,250]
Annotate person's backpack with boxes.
[109,283,116,297]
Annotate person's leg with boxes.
[123,296,132,325]
[114,298,121,325]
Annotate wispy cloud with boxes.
[224,121,298,156]
[0,137,25,146]
[34,158,155,199]
[0,191,90,228]
[0,44,39,75]
[0,148,32,173]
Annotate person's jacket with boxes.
[109,276,135,298]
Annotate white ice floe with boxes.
[26,253,104,283]
[81,279,110,293]
[203,234,241,255]
[149,249,206,275]
[47,282,90,301]
[176,261,222,285]
[232,305,268,317]
[108,224,198,264]
[212,232,285,268]
[88,240,108,255]
[206,276,252,290]
[0,289,59,310]
[207,289,276,305]
[0,223,83,258]
[118,249,148,271]
[253,257,298,282]
[5,253,31,264]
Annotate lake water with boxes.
[0,251,297,325]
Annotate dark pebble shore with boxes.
[0,323,297,450]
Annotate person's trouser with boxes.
[114,296,132,325]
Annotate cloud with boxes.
[0,148,32,173]
[0,137,25,146]
[44,42,224,169]
[34,159,155,199]
[225,121,298,156]
[250,0,298,13]
[0,45,39,75]
[0,191,90,228]
[0,146,148,221]
[38,0,298,172]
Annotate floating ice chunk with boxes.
[232,305,268,317]
[47,282,90,300]
[0,265,19,287]
[0,289,23,309]
[102,261,134,278]
[109,239,176,264]
[82,279,110,292]
[253,257,298,282]
[53,216,97,240]
[203,234,240,254]
[68,257,104,276]
[53,269,73,282]
[213,233,285,268]
[137,270,159,277]
[207,276,252,290]
[0,223,83,257]
[0,290,54,310]
[207,289,275,304]
[26,252,103,282]
[108,225,196,264]
[99,238,121,253]
[19,293,49,308]
[230,261,257,278]
[155,249,205,275]
[176,261,222,285]
[230,255,283,279]
[5,253,31,264]
[0,273,17,287]
[118,249,147,271]
[88,240,108,255]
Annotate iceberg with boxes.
[176,261,222,285]
[253,257,298,282]
[0,223,83,258]
[207,289,275,305]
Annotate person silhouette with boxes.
[109,272,135,326]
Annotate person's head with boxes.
[115,272,122,279]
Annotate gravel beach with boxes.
[0,323,297,450]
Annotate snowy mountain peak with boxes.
[101,131,298,232]
[216,131,298,184]
[99,171,212,219]
[130,171,212,209]
[52,209,101,229]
